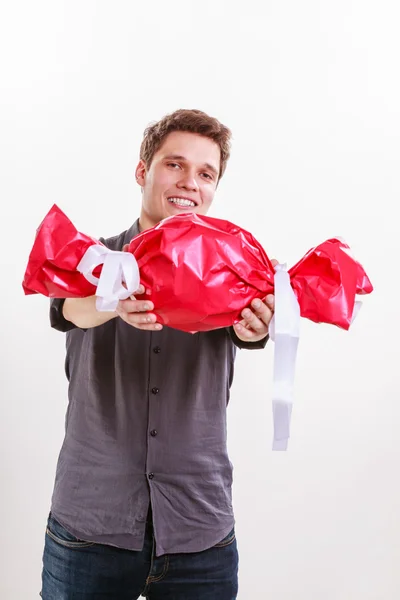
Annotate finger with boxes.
[118,310,161,329]
[118,298,154,313]
[234,318,252,331]
[253,295,274,312]
[241,307,267,333]
[233,322,257,339]
[129,287,152,298]
[131,322,163,332]
[250,297,274,325]
[134,284,146,296]
[117,317,163,331]
[125,312,158,325]
[265,294,275,311]
[271,258,279,267]
[123,244,129,252]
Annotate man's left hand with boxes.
[232,259,278,343]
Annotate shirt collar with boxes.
[123,218,141,246]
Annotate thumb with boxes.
[123,244,129,252]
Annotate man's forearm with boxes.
[63,296,118,329]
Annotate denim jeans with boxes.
[41,513,239,599]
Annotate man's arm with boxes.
[59,285,162,331]
[62,296,117,329]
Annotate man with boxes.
[41,109,275,599]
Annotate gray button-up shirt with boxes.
[49,218,267,556]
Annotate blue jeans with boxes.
[41,513,239,599]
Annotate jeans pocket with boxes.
[214,527,236,548]
[46,514,95,549]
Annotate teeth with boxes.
[168,197,196,207]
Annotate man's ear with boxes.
[135,160,147,187]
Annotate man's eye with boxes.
[167,162,180,169]
[201,172,213,180]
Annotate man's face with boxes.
[136,131,220,230]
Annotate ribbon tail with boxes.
[96,251,140,311]
[270,265,301,451]
[271,336,299,450]
[351,300,362,324]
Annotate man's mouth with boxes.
[168,197,197,208]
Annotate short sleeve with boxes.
[228,326,269,350]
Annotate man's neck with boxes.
[139,211,159,233]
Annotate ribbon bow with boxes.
[77,245,140,311]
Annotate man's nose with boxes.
[177,172,199,192]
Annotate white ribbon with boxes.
[268,264,301,451]
[268,268,363,450]
[351,300,362,323]
[77,244,140,311]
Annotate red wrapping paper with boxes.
[22,204,373,333]
[22,205,102,298]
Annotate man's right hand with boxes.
[116,284,163,332]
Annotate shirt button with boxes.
[150,429,158,437]
[153,346,161,354]
[151,387,159,395]
[148,473,154,480]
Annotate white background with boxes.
[1,1,399,598]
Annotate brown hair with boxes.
[140,109,232,180]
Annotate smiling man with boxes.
[41,109,275,599]
[137,130,220,231]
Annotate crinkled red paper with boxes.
[23,204,373,333]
